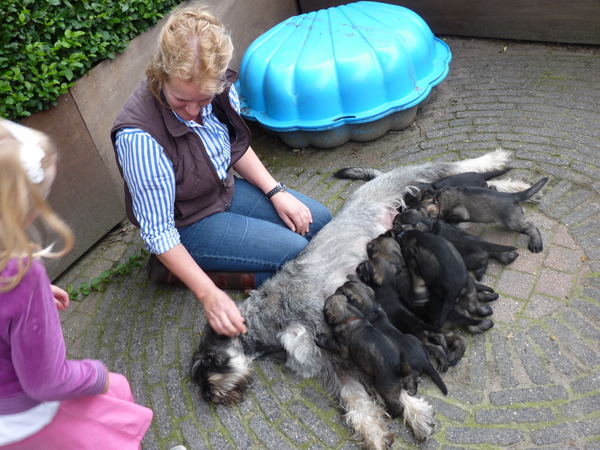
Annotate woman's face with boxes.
[163,76,214,121]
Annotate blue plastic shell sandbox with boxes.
[236,1,452,148]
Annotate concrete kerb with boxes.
[56,36,600,449]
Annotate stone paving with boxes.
[56,37,600,449]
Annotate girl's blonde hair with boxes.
[146,2,233,100]
[0,119,74,292]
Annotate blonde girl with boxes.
[0,119,153,449]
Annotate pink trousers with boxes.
[2,373,153,450]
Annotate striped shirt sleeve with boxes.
[115,128,180,254]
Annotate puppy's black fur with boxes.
[402,169,512,209]
[395,227,494,334]
[352,261,451,371]
[433,168,512,189]
[395,209,519,280]
[337,281,448,395]
[316,293,413,418]
[421,177,548,252]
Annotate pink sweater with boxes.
[0,259,106,414]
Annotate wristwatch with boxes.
[265,181,287,200]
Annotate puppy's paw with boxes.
[467,318,494,334]
[528,241,543,253]
[478,291,499,302]
[476,304,494,317]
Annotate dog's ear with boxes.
[356,261,372,284]
[384,228,397,238]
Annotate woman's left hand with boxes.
[271,192,313,236]
[51,284,70,311]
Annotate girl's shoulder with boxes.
[1,257,48,290]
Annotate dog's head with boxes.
[357,258,396,288]
[335,281,379,314]
[366,234,403,264]
[417,188,441,218]
[323,293,365,326]
[191,325,253,405]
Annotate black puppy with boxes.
[353,262,451,371]
[402,168,512,209]
[337,280,448,395]
[366,233,404,264]
[420,177,548,252]
[316,293,413,418]
[395,209,519,280]
[433,168,512,190]
[395,227,494,333]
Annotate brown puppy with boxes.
[316,293,413,419]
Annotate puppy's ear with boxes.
[356,261,372,284]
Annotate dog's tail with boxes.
[475,240,518,254]
[513,177,549,203]
[400,390,436,441]
[423,364,448,395]
[333,167,383,181]
[481,167,512,180]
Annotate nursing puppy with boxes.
[356,256,461,371]
[421,177,548,252]
[337,281,448,396]
[316,293,413,418]
[395,209,519,280]
[192,150,512,447]
[395,227,494,332]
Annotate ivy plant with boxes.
[66,250,148,300]
[0,0,178,121]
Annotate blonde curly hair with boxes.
[0,119,74,292]
[146,2,233,100]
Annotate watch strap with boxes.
[265,182,286,200]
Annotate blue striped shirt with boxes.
[115,86,242,254]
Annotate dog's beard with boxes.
[193,340,253,405]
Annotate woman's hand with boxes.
[270,191,313,236]
[201,287,248,337]
[51,284,70,311]
[157,245,248,337]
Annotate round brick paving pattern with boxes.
[57,37,600,449]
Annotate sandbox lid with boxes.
[236,1,452,133]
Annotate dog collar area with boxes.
[336,316,362,326]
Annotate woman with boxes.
[111,3,331,337]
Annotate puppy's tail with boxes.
[333,167,383,181]
[514,177,549,203]
[481,167,512,180]
[476,240,518,253]
[400,390,436,441]
[423,364,448,395]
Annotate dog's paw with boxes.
[476,304,494,317]
[528,240,543,253]
[467,318,494,334]
[478,291,499,302]
[400,391,436,441]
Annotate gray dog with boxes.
[191,150,514,448]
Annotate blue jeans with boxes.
[178,178,332,287]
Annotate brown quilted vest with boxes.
[110,70,251,228]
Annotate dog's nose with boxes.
[202,390,213,402]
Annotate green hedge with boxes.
[0,0,179,121]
